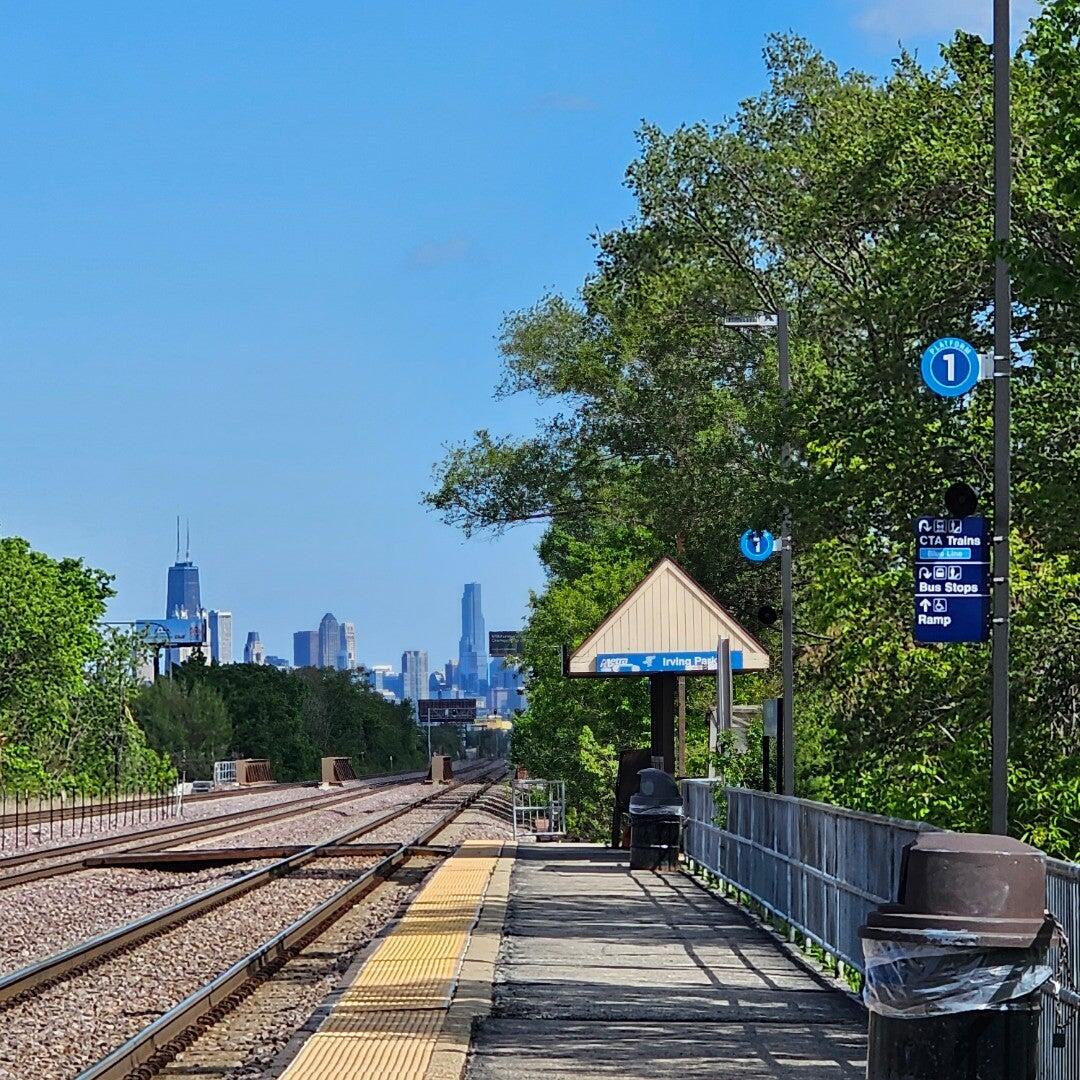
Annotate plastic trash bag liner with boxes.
[862,935,1052,1018]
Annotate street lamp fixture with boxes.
[722,308,795,797]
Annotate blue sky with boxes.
[0,1,1040,666]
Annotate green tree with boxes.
[134,678,232,780]
[428,12,1080,853]
[0,536,172,791]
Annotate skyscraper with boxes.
[165,519,201,619]
[318,613,340,668]
[293,630,319,668]
[401,650,429,717]
[244,631,266,665]
[339,621,357,670]
[165,518,202,669]
[444,659,460,693]
[208,611,233,665]
[457,583,488,697]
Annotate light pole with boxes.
[991,0,1011,835]
[724,310,795,795]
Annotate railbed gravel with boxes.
[148,804,514,1080]
[0,776,497,1080]
[0,775,431,888]
[0,861,276,978]
[0,781,446,976]
[157,869,430,1080]
[0,856,379,1080]
[172,779,436,851]
[0,781,377,864]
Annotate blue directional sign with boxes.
[921,338,981,398]
[914,515,989,643]
[740,529,775,563]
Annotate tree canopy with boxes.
[428,8,1080,854]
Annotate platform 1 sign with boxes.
[596,650,744,674]
[914,515,989,643]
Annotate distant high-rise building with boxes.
[401,650,429,717]
[244,632,266,665]
[457,583,488,697]
[266,655,290,670]
[444,659,459,692]
[366,664,393,693]
[293,630,319,668]
[318,612,340,668]
[488,656,526,714]
[166,544,201,620]
[339,621,357,670]
[208,611,233,665]
[164,518,202,669]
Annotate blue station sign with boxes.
[596,651,744,674]
[914,516,989,643]
[920,337,981,398]
[739,529,775,562]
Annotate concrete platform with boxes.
[466,845,867,1079]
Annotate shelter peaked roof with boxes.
[566,557,769,676]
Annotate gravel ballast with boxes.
[0,772,501,1080]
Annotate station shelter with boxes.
[562,557,769,775]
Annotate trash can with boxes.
[628,768,683,871]
[860,832,1057,1079]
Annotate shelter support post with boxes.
[649,675,677,775]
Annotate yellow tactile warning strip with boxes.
[279,840,505,1080]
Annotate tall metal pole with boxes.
[778,309,795,796]
[991,0,1011,836]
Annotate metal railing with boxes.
[0,783,183,849]
[681,781,1080,1078]
[511,779,566,839]
[213,760,237,786]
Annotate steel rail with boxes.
[0,765,448,888]
[0,767,430,831]
[0,764,501,1005]
[73,769,505,1080]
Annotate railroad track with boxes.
[0,767,430,833]
[0,767,505,1080]
[0,766,442,889]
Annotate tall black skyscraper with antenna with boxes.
[165,516,201,619]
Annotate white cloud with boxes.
[407,238,471,270]
[855,0,1042,42]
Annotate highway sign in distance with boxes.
[418,699,479,724]
[914,515,989,643]
[920,337,981,398]
[488,630,523,657]
[739,529,775,563]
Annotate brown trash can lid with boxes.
[861,832,1055,949]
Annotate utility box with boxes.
[628,768,683,872]
[321,757,356,785]
[427,754,454,784]
[860,832,1056,1079]
[235,759,273,785]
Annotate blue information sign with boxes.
[739,529,775,562]
[596,651,744,674]
[920,338,981,398]
[914,516,989,643]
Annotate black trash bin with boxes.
[860,832,1057,1080]
[628,768,683,871]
